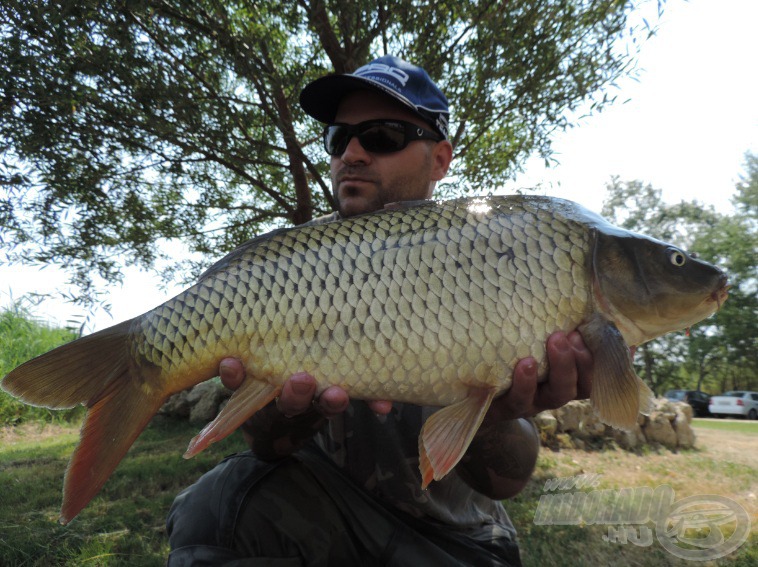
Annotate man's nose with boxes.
[340,135,371,165]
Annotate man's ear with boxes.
[430,140,453,182]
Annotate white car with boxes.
[709,391,758,419]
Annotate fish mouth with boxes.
[709,278,730,310]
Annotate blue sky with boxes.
[2,0,756,332]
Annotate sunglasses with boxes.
[323,119,442,156]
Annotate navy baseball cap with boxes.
[300,55,450,140]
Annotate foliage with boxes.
[0,0,662,305]
[0,305,84,425]
[600,156,758,395]
[687,152,758,392]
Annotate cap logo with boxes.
[354,63,409,87]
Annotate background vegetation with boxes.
[602,153,757,396]
[1,0,661,305]
[0,306,84,426]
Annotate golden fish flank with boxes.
[1,195,728,523]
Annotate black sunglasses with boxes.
[323,119,442,156]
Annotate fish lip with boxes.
[711,283,730,309]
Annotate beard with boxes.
[331,152,434,218]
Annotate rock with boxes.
[188,381,230,424]
[642,411,678,449]
[556,433,574,450]
[554,400,589,433]
[534,411,558,436]
[672,409,696,448]
[651,398,677,421]
[610,423,645,450]
[676,402,694,422]
[159,390,191,418]
[575,410,607,439]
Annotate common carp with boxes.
[2,195,728,523]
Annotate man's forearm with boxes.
[456,417,540,500]
[245,401,326,461]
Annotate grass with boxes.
[0,419,755,566]
[509,436,757,567]
[692,418,758,433]
[0,418,247,566]
[0,306,84,426]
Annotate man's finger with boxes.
[316,386,350,417]
[367,400,393,415]
[219,358,245,390]
[277,372,318,417]
[537,333,578,410]
[568,331,593,399]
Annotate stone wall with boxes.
[159,380,231,424]
[533,398,696,451]
[161,383,696,452]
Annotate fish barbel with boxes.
[2,196,728,523]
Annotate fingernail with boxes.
[525,359,538,376]
[568,332,585,351]
[554,334,570,353]
[290,374,314,395]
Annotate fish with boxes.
[1,195,728,523]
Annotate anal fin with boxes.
[418,387,496,489]
[184,378,280,458]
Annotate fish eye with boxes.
[667,247,687,267]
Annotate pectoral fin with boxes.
[184,379,280,458]
[579,313,653,430]
[418,387,496,489]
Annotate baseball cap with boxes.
[299,55,450,139]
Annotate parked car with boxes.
[664,390,712,417]
[709,391,758,419]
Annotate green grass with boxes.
[1,419,755,566]
[0,418,247,566]
[0,306,85,426]
[692,418,758,433]
[509,445,757,567]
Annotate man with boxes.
[167,55,593,566]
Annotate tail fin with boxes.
[2,320,167,524]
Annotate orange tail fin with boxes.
[2,320,168,524]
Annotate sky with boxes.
[1,0,757,333]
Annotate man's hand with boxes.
[484,330,593,424]
[458,330,594,499]
[219,361,392,418]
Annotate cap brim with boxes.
[299,74,422,125]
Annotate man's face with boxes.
[330,91,450,218]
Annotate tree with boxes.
[687,153,758,392]
[1,0,661,305]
